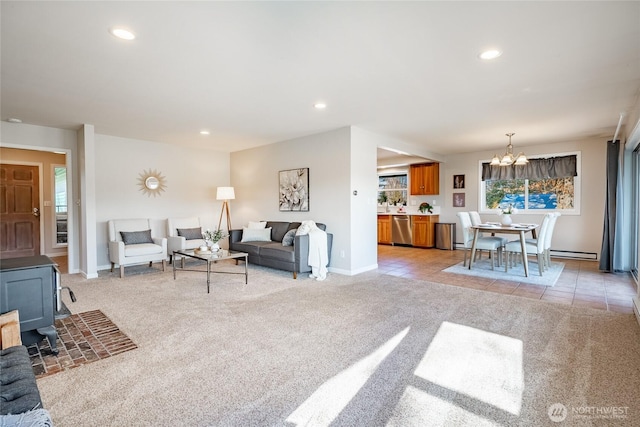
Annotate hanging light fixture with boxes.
[490,133,528,166]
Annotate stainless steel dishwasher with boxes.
[391,215,412,245]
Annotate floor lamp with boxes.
[217,186,235,232]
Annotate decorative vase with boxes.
[210,242,220,252]
[501,214,513,226]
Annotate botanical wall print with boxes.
[453,192,466,207]
[453,174,465,189]
[279,168,309,211]
[137,169,167,197]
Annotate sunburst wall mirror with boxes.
[138,169,167,197]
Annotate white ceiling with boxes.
[2,1,639,156]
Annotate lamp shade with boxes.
[216,186,235,200]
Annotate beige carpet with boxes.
[39,261,640,426]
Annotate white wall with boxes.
[440,137,607,256]
[94,134,230,269]
[231,127,357,273]
[350,127,379,274]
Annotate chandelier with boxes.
[490,133,528,166]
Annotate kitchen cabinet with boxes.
[377,215,392,244]
[410,163,439,195]
[412,215,439,248]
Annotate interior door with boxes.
[0,164,40,258]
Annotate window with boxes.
[378,173,407,206]
[480,152,580,214]
[53,165,68,246]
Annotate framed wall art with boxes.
[453,174,465,189]
[453,192,466,207]
[279,168,309,211]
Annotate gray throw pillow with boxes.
[120,229,154,245]
[177,227,202,240]
[282,228,297,246]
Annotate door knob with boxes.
[33,208,40,217]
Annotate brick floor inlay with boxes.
[27,309,137,379]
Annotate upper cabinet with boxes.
[410,163,439,195]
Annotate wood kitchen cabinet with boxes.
[377,215,392,244]
[410,163,440,195]
[412,215,439,248]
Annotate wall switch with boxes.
[340,250,345,258]
[43,201,52,207]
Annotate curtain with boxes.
[599,141,619,272]
[481,155,577,181]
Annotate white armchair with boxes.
[108,219,167,278]
[167,217,206,263]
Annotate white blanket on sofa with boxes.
[296,220,328,281]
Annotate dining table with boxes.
[468,222,538,277]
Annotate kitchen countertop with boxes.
[377,210,440,216]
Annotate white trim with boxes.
[0,143,76,275]
[478,151,582,215]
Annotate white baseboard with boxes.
[329,264,378,276]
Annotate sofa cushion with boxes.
[120,230,153,245]
[266,222,291,242]
[241,227,272,242]
[230,241,273,257]
[247,221,267,229]
[0,346,43,416]
[177,227,202,240]
[282,229,297,246]
[260,243,295,262]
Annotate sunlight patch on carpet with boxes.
[443,260,564,286]
[414,321,523,416]
[28,310,137,378]
[287,327,410,426]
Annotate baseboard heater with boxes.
[549,250,598,261]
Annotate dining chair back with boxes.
[504,213,553,276]
[456,211,504,269]
[543,213,561,268]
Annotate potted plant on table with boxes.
[497,203,518,225]
[202,229,227,252]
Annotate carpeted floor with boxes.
[38,262,640,426]
[443,260,565,287]
[28,310,137,378]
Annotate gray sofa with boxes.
[229,221,333,279]
[0,345,51,423]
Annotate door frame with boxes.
[0,146,75,272]
[1,160,44,255]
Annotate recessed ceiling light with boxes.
[200,130,210,135]
[479,49,502,60]
[7,118,22,123]
[314,103,327,110]
[109,27,136,41]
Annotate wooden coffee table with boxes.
[172,249,248,293]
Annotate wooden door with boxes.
[0,164,40,259]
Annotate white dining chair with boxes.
[524,212,560,271]
[504,213,553,276]
[457,212,504,270]
[543,213,561,269]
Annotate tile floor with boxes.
[53,249,638,314]
[378,245,638,314]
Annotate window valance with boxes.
[482,155,577,181]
